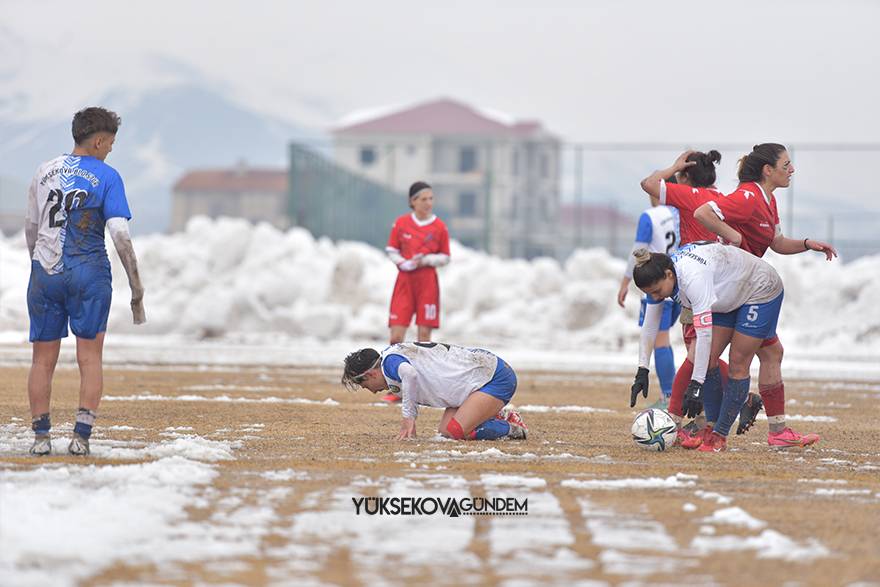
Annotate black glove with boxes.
[683,380,704,418]
[630,367,649,407]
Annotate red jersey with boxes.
[707,182,780,257]
[387,213,450,260]
[659,180,723,245]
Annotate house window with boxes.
[459,146,477,173]
[360,146,376,166]
[458,191,477,217]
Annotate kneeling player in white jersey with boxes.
[342,343,527,441]
[630,243,816,452]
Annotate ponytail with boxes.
[737,143,786,183]
[632,248,675,289]
[680,149,721,187]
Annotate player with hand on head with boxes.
[631,242,802,453]
[637,150,742,440]
[383,181,450,402]
[692,143,833,446]
[619,179,682,410]
[342,343,527,441]
[25,106,145,456]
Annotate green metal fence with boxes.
[288,143,403,248]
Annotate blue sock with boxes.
[73,408,97,440]
[702,367,724,424]
[654,346,675,397]
[31,413,50,435]
[715,377,750,437]
[473,418,511,440]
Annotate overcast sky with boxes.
[3,0,880,144]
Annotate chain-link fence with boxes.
[291,137,879,261]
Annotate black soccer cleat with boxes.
[736,392,764,435]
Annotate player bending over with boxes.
[631,243,817,452]
[342,342,527,441]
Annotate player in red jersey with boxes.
[690,143,836,447]
[383,181,451,401]
[639,150,738,443]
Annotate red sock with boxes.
[670,359,729,417]
[759,381,785,417]
[669,359,693,417]
[718,359,729,385]
[446,418,465,440]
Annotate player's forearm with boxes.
[24,221,38,258]
[385,247,405,265]
[691,315,712,383]
[399,365,419,419]
[695,203,740,245]
[112,234,143,294]
[640,169,673,199]
[770,235,809,255]
[420,253,449,267]
[638,304,663,368]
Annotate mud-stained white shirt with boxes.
[380,343,498,419]
[671,242,783,315]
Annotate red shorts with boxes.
[389,269,440,328]
[683,323,780,348]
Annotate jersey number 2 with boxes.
[47,189,86,228]
[664,231,677,254]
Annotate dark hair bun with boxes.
[409,181,432,199]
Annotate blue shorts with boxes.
[712,291,784,340]
[27,260,112,342]
[640,298,681,331]
[479,357,518,404]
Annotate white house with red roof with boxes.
[333,98,561,258]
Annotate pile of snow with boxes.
[1,216,878,354]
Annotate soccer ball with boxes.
[631,408,677,451]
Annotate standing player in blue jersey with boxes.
[24,107,146,456]
[342,343,527,441]
[618,192,681,409]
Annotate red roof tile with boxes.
[336,98,546,136]
[173,168,287,193]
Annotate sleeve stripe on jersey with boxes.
[708,201,725,221]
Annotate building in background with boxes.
[559,203,636,259]
[171,163,288,232]
[333,98,561,258]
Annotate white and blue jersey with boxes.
[627,206,681,330]
[640,242,784,383]
[26,154,130,341]
[26,154,131,274]
[380,343,516,419]
[636,206,680,257]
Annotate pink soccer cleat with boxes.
[768,427,820,448]
[674,427,693,447]
[697,431,728,452]
[682,425,712,450]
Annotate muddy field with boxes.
[1,363,879,586]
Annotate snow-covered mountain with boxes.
[0,37,325,235]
